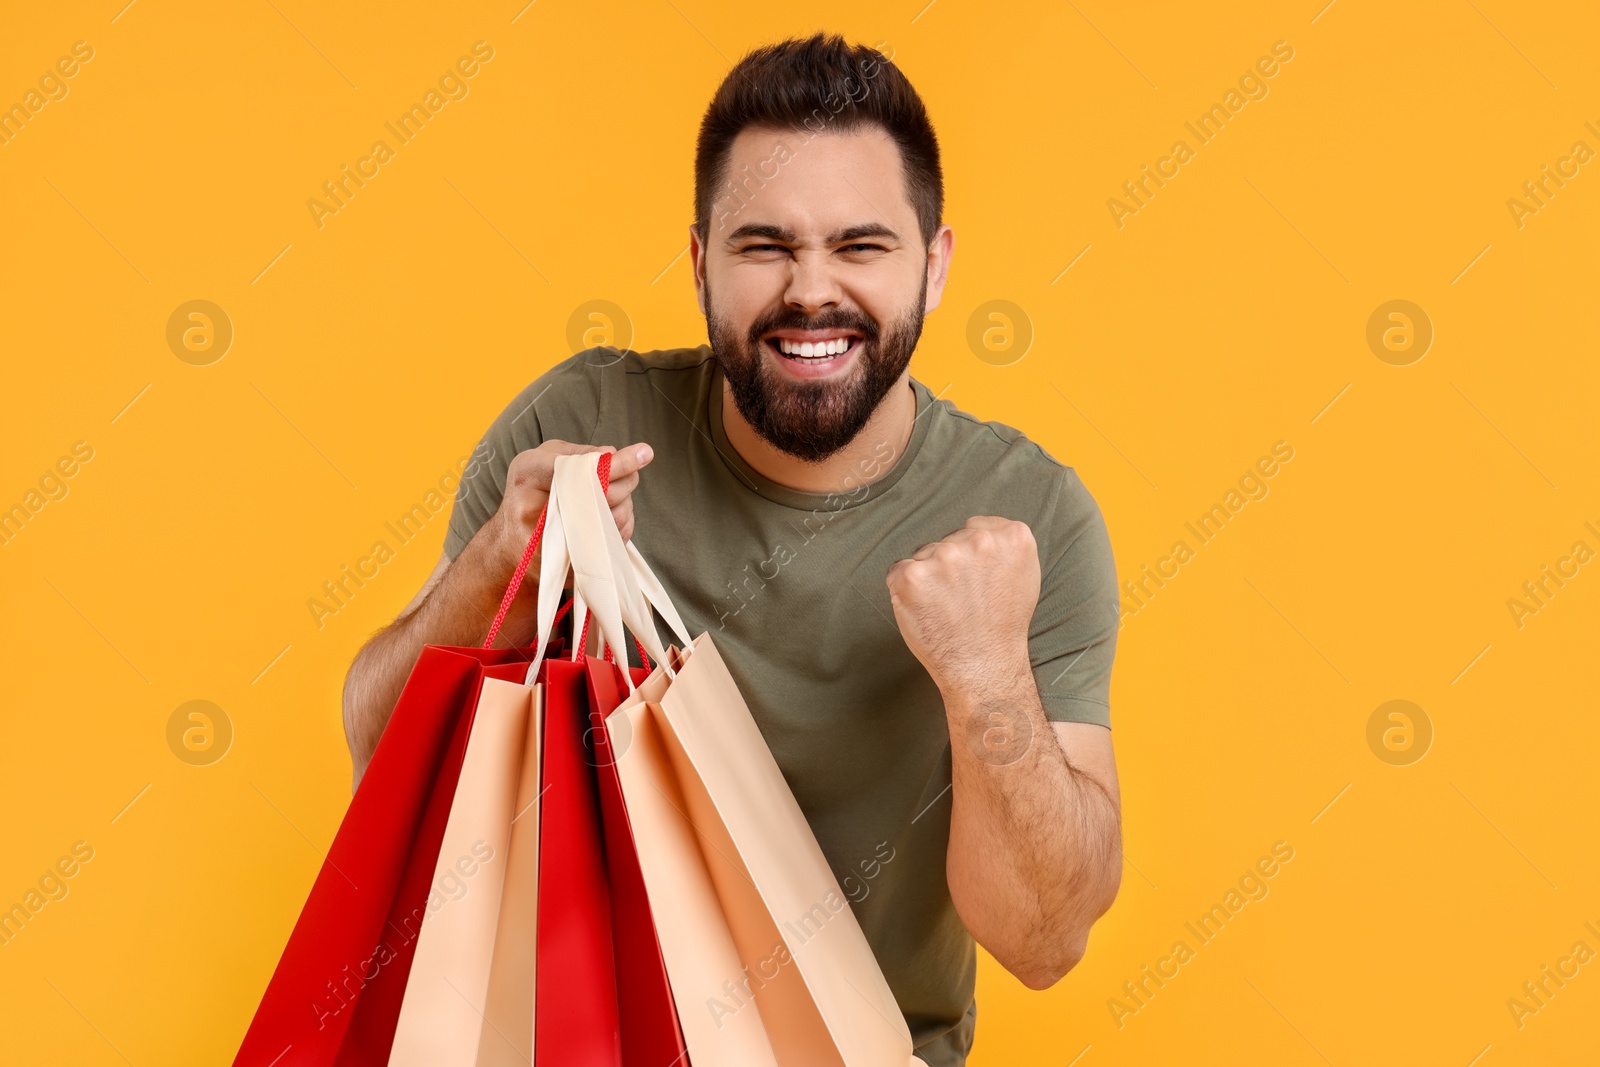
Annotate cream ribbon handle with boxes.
[553,453,690,691]
[624,539,691,650]
[569,590,591,661]
[521,481,572,686]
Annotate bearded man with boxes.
[341,32,1123,1066]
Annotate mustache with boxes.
[746,309,880,346]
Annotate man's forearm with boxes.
[341,528,536,787]
[942,663,1122,989]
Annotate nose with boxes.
[782,249,842,317]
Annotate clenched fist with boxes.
[489,439,654,576]
[886,516,1041,695]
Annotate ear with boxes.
[922,224,955,315]
[689,222,708,315]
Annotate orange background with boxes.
[2,1,1597,1063]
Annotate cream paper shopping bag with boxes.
[387,677,541,1067]
[606,642,922,1067]
[544,454,922,1066]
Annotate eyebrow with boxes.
[723,222,902,246]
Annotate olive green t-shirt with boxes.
[443,345,1119,1066]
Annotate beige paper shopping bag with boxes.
[540,454,921,1066]
[607,643,922,1067]
[388,450,697,1067]
[388,677,541,1067]
[471,678,543,1067]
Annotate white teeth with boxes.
[776,337,852,357]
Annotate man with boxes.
[342,33,1122,1066]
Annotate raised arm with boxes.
[340,440,653,788]
[887,514,1122,987]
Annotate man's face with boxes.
[692,125,951,462]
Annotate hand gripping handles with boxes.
[480,450,690,691]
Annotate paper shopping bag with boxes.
[234,460,610,1066]
[383,449,685,1067]
[385,676,537,1067]
[533,655,624,1065]
[386,644,668,1067]
[232,644,559,1067]
[544,452,921,1066]
[605,639,919,1067]
[587,654,691,1065]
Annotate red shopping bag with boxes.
[529,649,688,1067]
[233,491,581,1065]
[587,654,691,1065]
[231,641,561,1067]
[235,452,685,1066]
[535,654,625,1064]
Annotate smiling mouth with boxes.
[763,335,861,365]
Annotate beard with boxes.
[705,273,926,463]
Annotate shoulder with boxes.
[581,343,718,405]
[488,344,716,445]
[606,344,718,401]
[917,383,1095,508]
[918,381,1060,469]
[613,344,718,376]
[916,383,1108,559]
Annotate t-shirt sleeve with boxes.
[1029,466,1120,727]
[442,352,607,561]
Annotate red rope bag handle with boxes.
[480,450,651,669]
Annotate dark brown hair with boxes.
[694,33,943,247]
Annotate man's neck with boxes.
[721,372,918,494]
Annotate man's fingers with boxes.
[517,440,601,486]
[537,440,603,465]
[519,440,648,510]
[611,498,634,539]
[607,442,654,479]
[605,468,640,506]
[939,517,1008,544]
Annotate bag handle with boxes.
[569,592,626,667]
[551,452,690,692]
[479,453,651,673]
